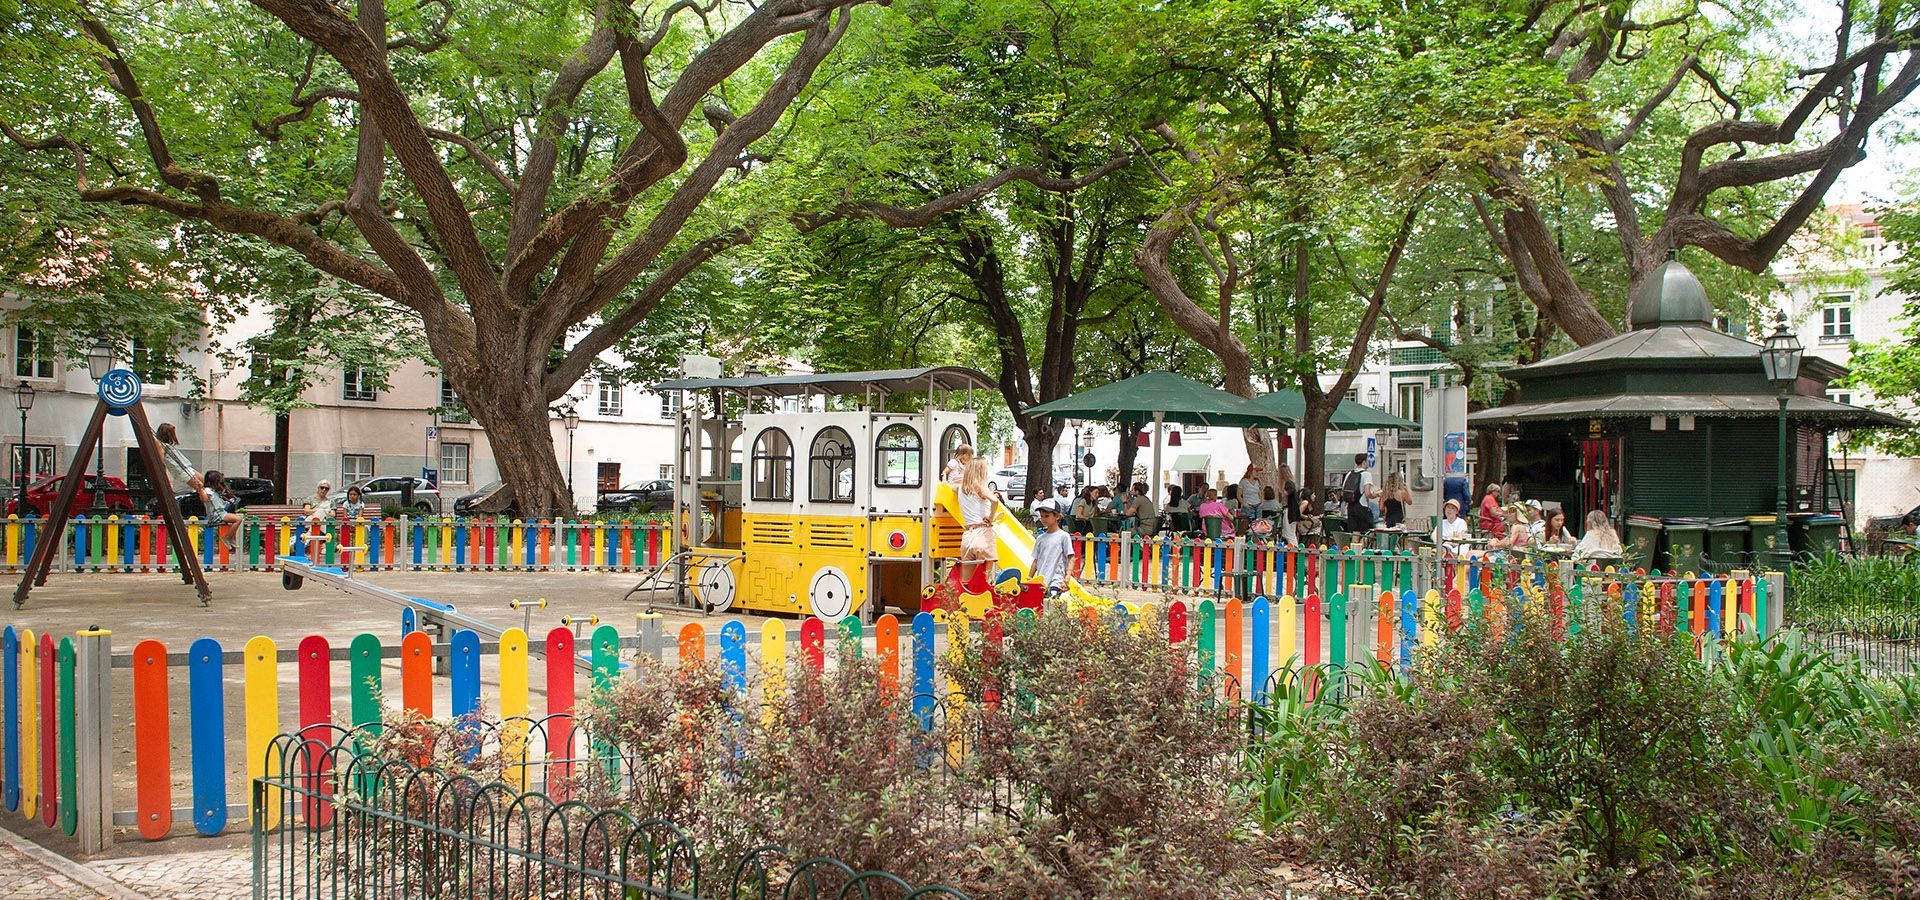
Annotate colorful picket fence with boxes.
[0,562,1779,851]
[0,514,671,575]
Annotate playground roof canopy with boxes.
[1025,371,1295,428]
[1250,390,1421,431]
[656,366,994,397]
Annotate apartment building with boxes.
[1772,204,1920,527]
[2,302,680,512]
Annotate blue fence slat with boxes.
[911,612,935,731]
[187,637,226,835]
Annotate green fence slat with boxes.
[591,625,620,692]
[57,637,77,837]
[1196,599,1216,679]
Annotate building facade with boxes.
[1772,204,1920,528]
[3,301,680,513]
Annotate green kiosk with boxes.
[1471,258,1904,571]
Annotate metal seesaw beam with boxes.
[278,556,596,672]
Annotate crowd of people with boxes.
[952,443,1627,567]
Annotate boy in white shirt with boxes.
[1030,502,1077,597]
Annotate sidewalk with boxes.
[0,829,123,899]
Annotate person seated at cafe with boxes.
[1343,488,1375,535]
[1477,482,1507,537]
[1538,507,1575,550]
[1525,499,1547,540]
[1574,510,1623,560]
[1121,481,1158,535]
[1193,488,1235,539]
[1487,505,1533,560]
[1295,496,1325,547]
[1436,497,1470,557]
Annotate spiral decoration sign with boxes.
[97,367,143,410]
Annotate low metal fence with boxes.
[251,730,973,899]
[1787,599,1920,676]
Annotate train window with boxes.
[940,424,971,464]
[809,427,855,503]
[875,424,922,487]
[750,428,793,501]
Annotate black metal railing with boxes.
[250,728,972,899]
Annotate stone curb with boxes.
[0,827,150,900]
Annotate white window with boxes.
[1343,389,1359,404]
[1827,389,1854,407]
[9,444,55,483]
[658,464,675,480]
[129,339,172,385]
[342,365,378,401]
[341,454,375,484]
[1821,300,1853,342]
[439,376,462,411]
[1184,424,1209,436]
[1396,383,1423,423]
[439,442,470,484]
[597,380,624,416]
[13,328,53,380]
[659,392,681,419]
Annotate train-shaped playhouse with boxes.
[653,366,1099,620]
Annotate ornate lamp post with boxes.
[13,383,33,514]
[85,337,114,514]
[562,406,581,508]
[1759,313,1804,571]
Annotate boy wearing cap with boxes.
[1030,502,1076,597]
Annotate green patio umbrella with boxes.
[1026,371,1298,428]
[1252,390,1420,431]
[1026,371,1294,499]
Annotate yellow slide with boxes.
[933,483,1104,607]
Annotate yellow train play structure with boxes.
[651,366,1097,621]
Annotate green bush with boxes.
[1251,601,1920,898]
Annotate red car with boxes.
[4,475,137,518]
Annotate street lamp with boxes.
[1759,313,1804,571]
[13,383,33,515]
[562,407,581,507]
[86,336,115,514]
[1075,428,1094,494]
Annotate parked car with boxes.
[989,466,1025,498]
[149,477,276,518]
[452,479,519,517]
[4,475,136,518]
[349,476,440,515]
[597,479,675,514]
[1866,501,1920,536]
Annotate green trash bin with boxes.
[1705,517,1750,570]
[1623,516,1662,570]
[1789,514,1845,559]
[1747,514,1780,562]
[1662,517,1707,574]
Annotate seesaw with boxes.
[278,552,600,673]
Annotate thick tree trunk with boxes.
[465,384,572,518]
[1020,418,1063,500]
[1115,423,1142,490]
[1299,404,1334,502]
[272,412,291,503]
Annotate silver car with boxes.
[350,476,441,516]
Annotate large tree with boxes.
[1,0,1081,513]
[1127,0,1561,491]
[1479,0,1920,345]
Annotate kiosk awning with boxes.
[1470,392,1908,428]
[1171,454,1211,473]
